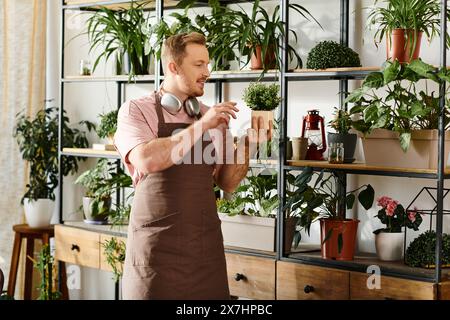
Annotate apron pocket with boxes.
[130,211,181,266]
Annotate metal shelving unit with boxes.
[276,0,449,284]
[58,0,450,297]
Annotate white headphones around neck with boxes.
[159,92,200,118]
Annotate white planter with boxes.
[82,196,110,224]
[375,232,404,261]
[23,198,55,228]
[219,213,276,252]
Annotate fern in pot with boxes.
[13,107,93,227]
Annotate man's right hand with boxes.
[200,102,239,131]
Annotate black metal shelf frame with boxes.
[277,0,449,285]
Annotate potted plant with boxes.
[150,0,238,71]
[372,196,423,261]
[13,107,93,228]
[367,0,449,63]
[327,107,358,163]
[208,0,320,71]
[94,110,118,150]
[284,167,375,260]
[306,41,361,70]
[405,230,450,267]
[75,159,132,224]
[346,59,450,168]
[84,1,153,79]
[217,171,297,253]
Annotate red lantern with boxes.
[301,109,327,160]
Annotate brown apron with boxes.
[122,93,230,300]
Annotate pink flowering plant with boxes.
[374,196,423,234]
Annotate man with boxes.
[114,32,271,300]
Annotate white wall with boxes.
[47,0,450,299]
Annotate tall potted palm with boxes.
[13,107,94,227]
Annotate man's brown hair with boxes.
[161,32,206,73]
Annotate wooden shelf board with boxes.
[62,147,120,158]
[292,66,380,73]
[286,159,450,175]
[63,75,156,82]
[63,221,128,237]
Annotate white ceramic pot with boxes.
[375,232,404,261]
[23,198,55,228]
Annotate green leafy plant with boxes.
[28,245,62,300]
[367,0,450,56]
[75,159,132,217]
[328,107,355,134]
[97,110,118,140]
[405,230,450,267]
[150,0,237,71]
[306,41,361,70]
[284,167,375,246]
[346,59,450,152]
[178,0,321,72]
[109,202,132,227]
[216,198,245,217]
[102,237,126,282]
[85,1,153,79]
[13,106,94,203]
[243,82,281,111]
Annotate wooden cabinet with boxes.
[225,253,276,300]
[55,225,100,269]
[276,261,349,300]
[350,272,437,300]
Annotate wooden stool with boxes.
[7,224,68,300]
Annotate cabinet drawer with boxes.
[225,253,275,300]
[100,235,127,272]
[276,262,349,300]
[55,225,100,269]
[350,272,437,300]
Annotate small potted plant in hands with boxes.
[327,107,357,163]
[373,196,423,261]
[243,82,279,159]
[95,110,118,151]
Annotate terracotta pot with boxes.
[375,232,404,261]
[386,29,422,63]
[320,218,359,261]
[359,129,450,169]
[250,45,276,70]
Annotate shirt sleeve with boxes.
[113,100,157,164]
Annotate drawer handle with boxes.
[71,244,80,252]
[304,285,314,294]
[234,273,246,282]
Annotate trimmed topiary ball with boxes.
[405,230,450,267]
[306,40,361,69]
